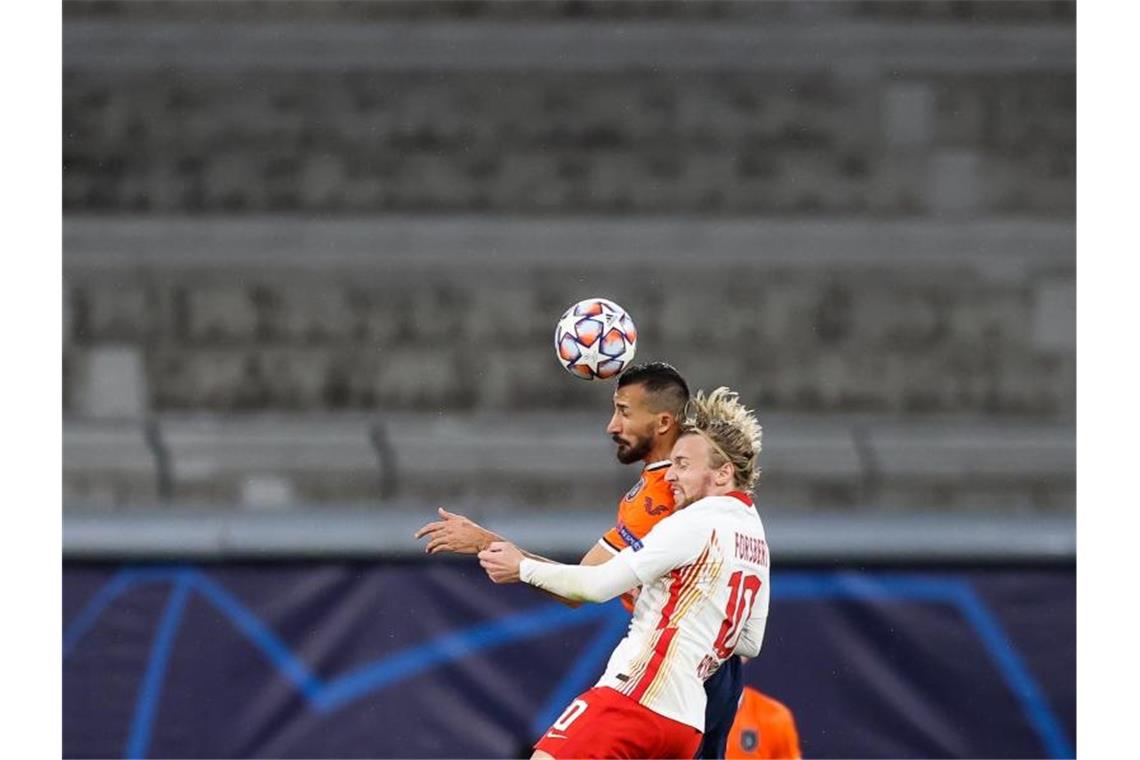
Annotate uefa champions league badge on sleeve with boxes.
[617,523,644,551]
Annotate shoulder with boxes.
[639,503,715,549]
[704,494,767,530]
[602,464,677,552]
[615,463,676,531]
[635,461,675,511]
[734,686,768,724]
[752,690,795,722]
[685,494,737,515]
[740,685,763,710]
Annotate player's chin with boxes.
[615,445,640,465]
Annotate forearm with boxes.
[516,543,613,608]
[416,509,508,555]
[497,551,578,607]
[519,556,640,604]
[520,548,557,564]
[735,616,767,658]
[474,527,507,552]
[519,534,612,567]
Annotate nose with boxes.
[606,413,621,435]
[664,467,676,483]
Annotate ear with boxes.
[656,412,675,435]
[715,461,734,487]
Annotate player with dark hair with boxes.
[416,360,688,572]
[415,366,748,758]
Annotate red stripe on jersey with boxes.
[657,541,713,629]
[655,568,686,630]
[628,624,679,703]
[655,545,707,630]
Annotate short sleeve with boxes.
[613,510,705,586]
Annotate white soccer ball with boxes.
[554,298,638,380]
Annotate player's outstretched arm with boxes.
[513,544,614,608]
[416,509,622,607]
[414,507,506,555]
[479,542,641,604]
[415,507,572,563]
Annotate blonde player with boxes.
[480,387,769,759]
[416,363,750,757]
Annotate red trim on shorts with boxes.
[534,686,702,759]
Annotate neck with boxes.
[644,436,678,466]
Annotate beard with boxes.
[614,434,653,465]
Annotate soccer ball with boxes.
[554,298,638,380]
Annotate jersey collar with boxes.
[644,459,672,472]
[727,490,754,507]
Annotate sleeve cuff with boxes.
[519,558,539,584]
[598,536,622,555]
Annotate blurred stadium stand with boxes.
[64,216,1073,516]
[63,8,1074,216]
[62,0,1074,532]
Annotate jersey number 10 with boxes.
[712,571,762,659]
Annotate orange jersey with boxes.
[726,687,802,760]
[599,460,677,554]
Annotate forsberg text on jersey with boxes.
[735,532,769,568]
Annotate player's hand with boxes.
[478,541,524,584]
[414,507,498,555]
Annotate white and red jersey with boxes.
[596,491,770,732]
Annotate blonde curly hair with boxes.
[681,386,763,491]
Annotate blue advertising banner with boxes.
[63,562,1074,759]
